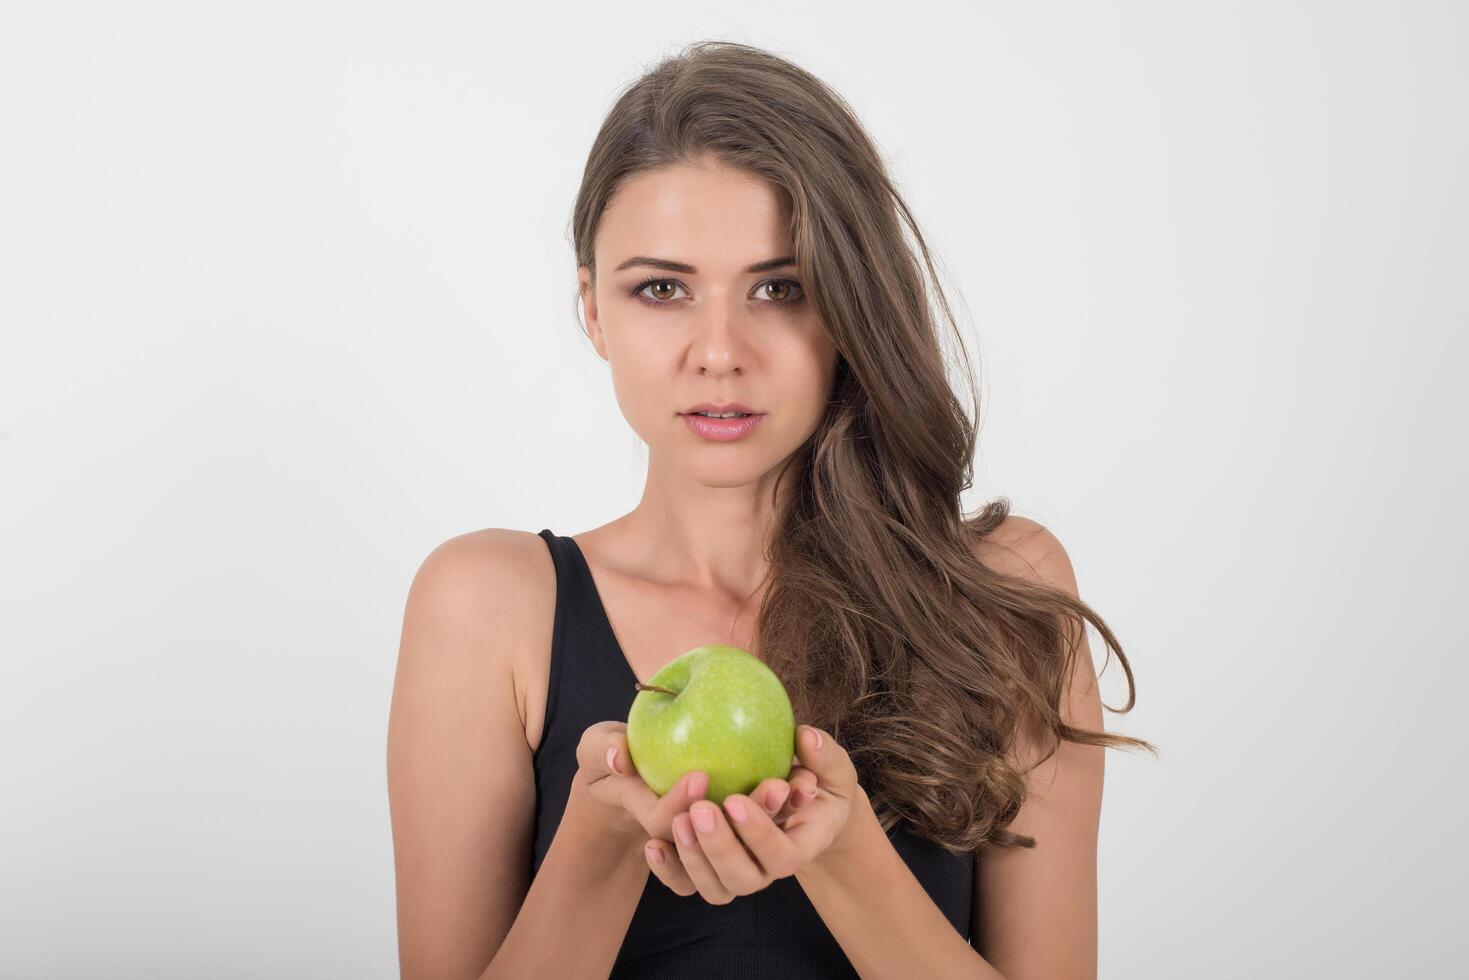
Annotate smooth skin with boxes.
[387,155,1103,979]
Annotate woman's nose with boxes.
[689,310,751,376]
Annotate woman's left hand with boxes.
[643,725,867,904]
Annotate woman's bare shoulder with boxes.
[413,528,555,619]
[424,526,550,574]
[969,515,1072,585]
[406,528,556,729]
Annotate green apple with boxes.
[626,644,795,806]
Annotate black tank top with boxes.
[530,529,974,976]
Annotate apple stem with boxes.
[634,682,678,697]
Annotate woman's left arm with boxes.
[967,518,1105,980]
[795,792,1005,978]
[799,518,1105,979]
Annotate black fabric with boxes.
[530,529,974,977]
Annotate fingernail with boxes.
[687,772,708,798]
[766,785,789,811]
[692,803,717,833]
[606,746,619,773]
[725,797,747,822]
[806,726,823,751]
[794,788,812,807]
[674,814,697,846]
[645,844,665,865]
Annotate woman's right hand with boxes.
[573,720,813,846]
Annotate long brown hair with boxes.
[569,40,1157,854]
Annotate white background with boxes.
[2,2,1464,977]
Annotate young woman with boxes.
[388,41,1153,980]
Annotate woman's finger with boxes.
[789,768,820,806]
[639,770,709,836]
[671,812,736,905]
[644,839,697,896]
[722,792,804,881]
[574,721,629,781]
[774,766,818,822]
[686,800,767,897]
[574,722,711,839]
[749,777,791,825]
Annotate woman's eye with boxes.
[630,278,804,306]
[633,279,686,303]
[759,279,804,303]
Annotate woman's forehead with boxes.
[597,165,794,266]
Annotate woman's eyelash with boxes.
[629,277,805,305]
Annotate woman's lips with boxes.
[680,412,766,442]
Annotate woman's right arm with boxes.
[387,532,649,980]
[484,776,650,978]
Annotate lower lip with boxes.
[680,413,766,442]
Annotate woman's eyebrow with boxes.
[613,255,797,274]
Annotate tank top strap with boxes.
[529,528,646,879]
[534,529,640,761]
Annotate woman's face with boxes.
[579,159,839,488]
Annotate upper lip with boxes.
[681,402,762,415]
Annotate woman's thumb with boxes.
[604,730,633,777]
[795,724,853,792]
